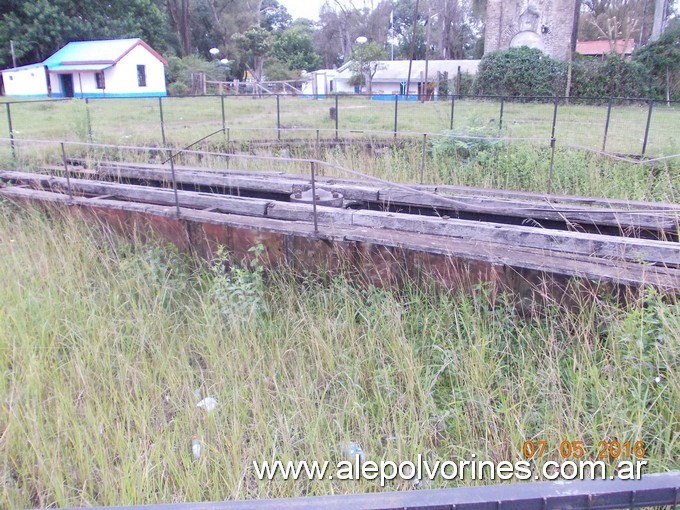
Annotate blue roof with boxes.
[43,38,165,69]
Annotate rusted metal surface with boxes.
[57,471,680,510]
[2,186,680,297]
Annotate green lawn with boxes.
[1,95,678,157]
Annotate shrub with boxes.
[165,55,221,91]
[571,56,652,99]
[474,47,567,97]
[167,82,190,96]
[431,124,504,160]
[634,25,680,101]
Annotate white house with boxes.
[0,38,167,98]
[311,59,480,99]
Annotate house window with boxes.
[95,72,105,89]
[137,65,146,87]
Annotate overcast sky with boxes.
[278,0,326,21]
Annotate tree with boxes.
[0,0,172,68]
[579,0,645,46]
[635,23,680,101]
[231,25,272,82]
[270,27,322,73]
[650,0,669,41]
[349,41,387,94]
[260,0,292,32]
[166,0,192,56]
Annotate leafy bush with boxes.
[165,55,221,90]
[570,56,652,99]
[208,244,267,319]
[431,123,504,160]
[167,81,190,97]
[634,25,680,101]
[474,47,567,97]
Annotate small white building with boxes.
[301,68,339,96]
[1,38,167,98]
[324,59,480,99]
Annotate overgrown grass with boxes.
[1,134,677,203]
[0,205,678,507]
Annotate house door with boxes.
[61,74,74,97]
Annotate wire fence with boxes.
[1,94,679,201]
[1,93,679,157]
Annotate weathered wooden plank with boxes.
[3,170,678,267]
[0,171,271,217]
[378,189,680,232]
[265,201,354,224]
[82,166,301,195]
[3,185,680,292]
[351,210,680,267]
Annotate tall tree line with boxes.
[1,0,675,75]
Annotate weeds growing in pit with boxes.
[207,244,267,318]
[0,209,678,507]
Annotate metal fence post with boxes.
[641,99,653,156]
[335,94,339,140]
[499,95,505,131]
[310,161,319,234]
[449,94,455,130]
[167,148,181,217]
[85,97,93,142]
[276,94,281,140]
[316,129,320,160]
[220,94,226,132]
[602,98,612,152]
[5,103,15,160]
[547,97,559,195]
[158,96,166,145]
[393,94,399,139]
[420,133,427,184]
[60,142,73,199]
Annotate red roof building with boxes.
[576,39,636,57]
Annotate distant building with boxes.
[576,39,636,58]
[303,60,480,99]
[0,38,167,98]
[484,0,580,61]
[301,69,339,96]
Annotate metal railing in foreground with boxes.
[59,471,679,510]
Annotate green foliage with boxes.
[634,25,680,100]
[165,55,221,92]
[260,0,292,32]
[475,47,567,97]
[231,25,272,81]
[270,27,322,73]
[232,26,272,58]
[208,244,267,318]
[0,0,172,68]
[431,123,503,161]
[167,81,190,97]
[571,56,652,99]
[349,41,387,93]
